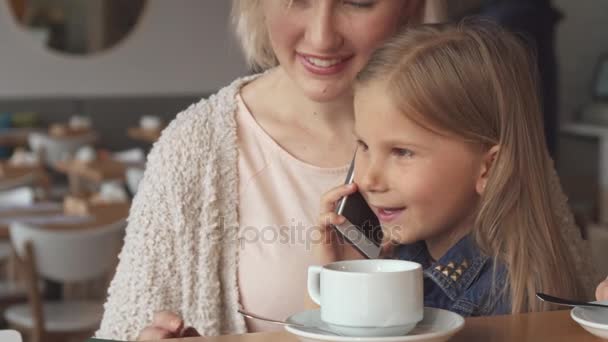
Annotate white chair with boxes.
[0,186,35,264]
[125,168,144,195]
[0,187,35,208]
[6,220,126,342]
[0,187,35,300]
[0,329,22,342]
[27,132,97,167]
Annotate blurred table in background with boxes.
[0,161,50,193]
[0,128,43,148]
[0,201,130,239]
[54,159,126,195]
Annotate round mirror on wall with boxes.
[7,0,147,56]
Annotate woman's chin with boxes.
[290,71,353,102]
[301,84,352,103]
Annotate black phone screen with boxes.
[333,153,384,258]
[339,191,383,247]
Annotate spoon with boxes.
[238,309,300,327]
[536,293,608,309]
[237,309,341,336]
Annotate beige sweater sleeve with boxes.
[95,109,199,340]
[96,75,254,340]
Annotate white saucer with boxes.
[285,307,464,342]
[571,300,608,339]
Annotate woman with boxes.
[95,1,595,340]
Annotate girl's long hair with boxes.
[357,21,585,313]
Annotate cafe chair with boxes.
[5,220,126,342]
[0,186,35,265]
[0,329,22,342]
[0,187,37,310]
[27,132,97,168]
[0,269,31,321]
[0,187,35,208]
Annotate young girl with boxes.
[316,21,586,316]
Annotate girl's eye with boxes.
[392,148,414,158]
[356,139,369,151]
[342,1,376,9]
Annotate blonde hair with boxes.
[357,21,585,313]
[230,0,446,71]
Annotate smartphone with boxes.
[333,156,383,259]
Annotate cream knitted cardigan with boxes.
[96,74,598,340]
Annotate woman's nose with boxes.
[306,2,344,52]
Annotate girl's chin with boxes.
[382,226,414,244]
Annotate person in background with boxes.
[451,0,562,160]
[316,21,585,316]
[96,1,447,340]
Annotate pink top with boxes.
[236,94,349,332]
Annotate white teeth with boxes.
[304,56,343,68]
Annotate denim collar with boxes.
[394,235,490,301]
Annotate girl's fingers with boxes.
[320,183,358,213]
[318,212,346,231]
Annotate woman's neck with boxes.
[256,68,355,132]
[240,68,357,167]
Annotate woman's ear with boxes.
[476,145,500,195]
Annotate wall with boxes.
[554,1,608,224]
[554,0,608,121]
[0,96,199,150]
[0,0,248,98]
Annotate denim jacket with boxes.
[393,235,510,317]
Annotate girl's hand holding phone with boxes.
[316,183,366,265]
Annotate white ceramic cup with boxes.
[140,116,162,130]
[75,146,96,163]
[308,259,423,337]
[99,182,129,203]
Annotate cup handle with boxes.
[307,266,322,306]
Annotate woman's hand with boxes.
[596,278,608,301]
[315,183,366,265]
[137,311,200,341]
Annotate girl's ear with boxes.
[476,145,500,195]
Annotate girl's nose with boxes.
[358,160,389,194]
